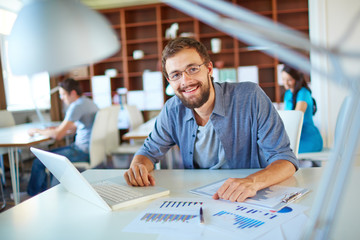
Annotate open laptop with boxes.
[30,147,169,211]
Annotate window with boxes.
[1,12,51,111]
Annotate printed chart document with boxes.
[123,197,307,240]
[123,198,205,236]
[190,179,309,211]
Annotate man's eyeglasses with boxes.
[167,63,206,81]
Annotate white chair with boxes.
[277,110,304,158]
[72,107,109,169]
[105,105,121,156]
[0,167,5,211]
[0,110,17,185]
[298,97,355,165]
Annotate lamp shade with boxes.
[8,0,120,76]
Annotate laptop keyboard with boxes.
[92,180,144,203]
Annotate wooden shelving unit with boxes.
[69,0,309,104]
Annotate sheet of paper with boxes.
[91,75,112,108]
[277,64,285,86]
[143,70,163,91]
[190,179,309,211]
[123,198,205,236]
[238,65,259,84]
[204,200,307,239]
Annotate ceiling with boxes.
[80,0,161,9]
[0,0,162,12]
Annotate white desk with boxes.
[0,122,58,204]
[1,168,359,239]
[122,117,156,141]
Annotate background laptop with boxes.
[30,147,170,211]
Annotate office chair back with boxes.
[105,105,121,155]
[277,110,304,157]
[0,110,16,127]
[0,110,16,185]
[298,96,358,163]
[126,105,144,130]
[73,107,109,169]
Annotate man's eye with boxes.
[171,73,180,79]
[188,67,198,73]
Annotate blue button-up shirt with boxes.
[136,82,299,170]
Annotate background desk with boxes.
[0,122,59,204]
[122,117,156,141]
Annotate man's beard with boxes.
[175,76,211,109]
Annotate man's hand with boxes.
[212,178,258,202]
[123,155,156,187]
[28,128,38,137]
[213,160,297,202]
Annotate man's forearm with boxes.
[130,155,155,172]
[245,160,296,191]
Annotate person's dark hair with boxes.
[282,65,317,115]
[59,78,82,96]
[162,37,211,79]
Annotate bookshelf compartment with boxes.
[126,25,157,41]
[277,0,308,11]
[127,58,159,73]
[259,67,275,84]
[235,0,273,13]
[261,86,276,102]
[124,8,156,24]
[93,62,123,76]
[278,12,309,29]
[102,11,121,26]
[162,21,195,39]
[239,51,275,66]
[127,42,158,58]
[128,76,143,91]
[210,52,235,68]
[161,5,192,21]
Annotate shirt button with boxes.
[190,152,192,154]
[192,134,195,137]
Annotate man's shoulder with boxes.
[215,81,259,92]
[215,82,260,99]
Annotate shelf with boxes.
[277,8,308,14]
[128,54,159,61]
[126,38,158,44]
[161,18,194,24]
[125,21,157,28]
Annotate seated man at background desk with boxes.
[124,37,299,203]
[27,78,99,196]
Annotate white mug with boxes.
[133,50,144,59]
[211,38,221,53]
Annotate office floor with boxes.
[0,154,133,213]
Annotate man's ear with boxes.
[70,89,77,97]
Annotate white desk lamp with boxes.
[163,0,360,239]
[7,0,120,76]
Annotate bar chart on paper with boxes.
[140,212,198,223]
[140,201,203,223]
[123,198,205,235]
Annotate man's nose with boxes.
[179,71,192,83]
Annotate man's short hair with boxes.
[162,37,211,79]
[59,78,82,96]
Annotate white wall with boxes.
[309,0,360,148]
